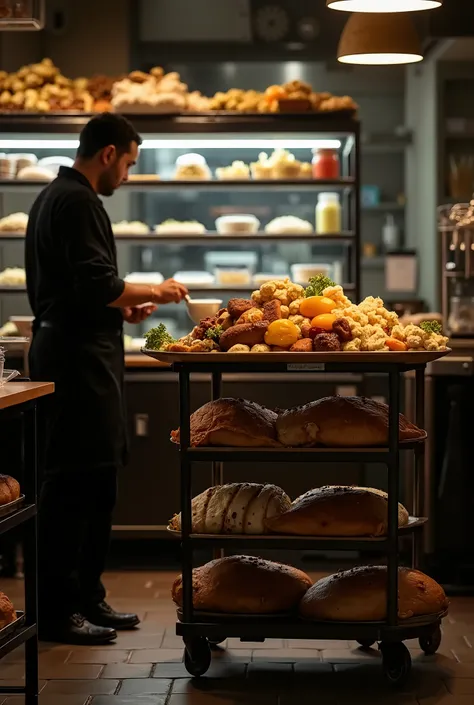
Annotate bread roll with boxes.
[276,396,425,447]
[169,483,291,534]
[0,592,16,628]
[171,398,281,447]
[300,566,449,621]
[0,475,20,506]
[172,555,312,614]
[265,486,409,537]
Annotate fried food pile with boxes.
[145,275,448,354]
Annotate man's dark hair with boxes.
[77,113,142,159]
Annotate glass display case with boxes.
[0,112,360,345]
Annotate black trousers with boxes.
[37,467,117,622]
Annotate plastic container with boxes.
[312,148,340,180]
[173,271,215,287]
[215,214,260,235]
[316,193,342,234]
[214,268,251,286]
[291,263,332,285]
[174,153,211,181]
[124,272,164,284]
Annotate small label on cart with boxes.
[287,363,325,371]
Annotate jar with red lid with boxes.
[312,148,340,180]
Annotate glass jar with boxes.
[316,193,342,235]
[312,148,340,180]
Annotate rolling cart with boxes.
[145,349,449,687]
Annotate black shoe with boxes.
[39,612,117,645]
[83,601,140,630]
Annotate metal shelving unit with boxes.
[145,349,448,686]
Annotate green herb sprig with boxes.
[305,274,336,298]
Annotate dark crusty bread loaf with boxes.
[265,486,409,537]
[276,396,425,447]
[171,398,281,447]
[300,566,449,621]
[172,555,312,614]
[0,475,20,506]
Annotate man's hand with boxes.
[122,304,157,324]
[154,279,188,304]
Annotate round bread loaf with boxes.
[169,483,291,534]
[276,396,425,447]
[300,566,449,621]
[0,592,16,628]
[171,398,281,447]
[0,475,20,506]
[265,486,409,537]
[172,555,312,614]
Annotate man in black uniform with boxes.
[26,114,187,645]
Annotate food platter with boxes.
[143,349,451,366]
[167,516,428,541]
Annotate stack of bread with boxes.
[170,396,426,449]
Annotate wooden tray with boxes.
[167,516,428,541]
[0,495,24,518]
[143,349,450,366]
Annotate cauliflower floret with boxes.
[251,344,271,352]
[390,324,406,342]
[343,338,362,351]
[289,314,309,327]
[323,285,352,308]
[423,333,448,351]
[287,283,305,302]
[251,289,262,304]
[227,344,251,353]
[289,298,303,315]
[359,325,387,351]
[403,324,426,350]
[280,305,290,319]
[259,281,277,301]
[273,288,290,306]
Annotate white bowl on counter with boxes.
[185,298,223,324]
[215,214,260,235]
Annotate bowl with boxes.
[185,298,223,324]
[215,214,260,235]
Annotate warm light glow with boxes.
[0,138,342,150]
[338,52,423,65]
[328,0,441,11]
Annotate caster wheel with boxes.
[184,637,211,677]
[419,626,442,655]
[380,642,412,688]
[357,639,376,649]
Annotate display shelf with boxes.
[0,624,36,662]
[0,231,356,244]
[0,178,355,193]
[184,445,424,463]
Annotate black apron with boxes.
[29,325,128,475]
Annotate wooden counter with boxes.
[0,381,54,410]
[125,354,170,368]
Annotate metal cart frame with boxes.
[170,357,443,687]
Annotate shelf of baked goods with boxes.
[0,477,33,536]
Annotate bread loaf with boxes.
[265,486,409,537]
[276,396,425,447]
[0,592,16,628]
[171,398,281,447]
[300,566,449,621]
[172,555,312,614]
[0,475,20,506]
[169,483,291,534]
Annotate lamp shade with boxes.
[327,0,441,11]
[337,13,423,65]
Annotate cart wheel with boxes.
[419,626,442,656]
[357,639,376,649]
[184,637,212,677]
[380,642,412,687]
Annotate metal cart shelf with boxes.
[144,349,448,686]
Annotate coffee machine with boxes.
[440,197,474,337]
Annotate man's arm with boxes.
[60,200,187,307]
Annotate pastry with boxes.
[265,485,409,536]
[300,566,448,621]
[276,396,426,447]
[168,483,291,534]
[0,475,20,505]
[170,398,280,448]
[0,592,16,628]
[172,555,312,614]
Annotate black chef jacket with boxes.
[25,167,128,474]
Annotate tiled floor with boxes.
[1,570,473,704]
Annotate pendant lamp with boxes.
[337,13,423,65]
[327,0,441,11]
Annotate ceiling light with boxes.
[327,0,441,12]
[337,13,423,65]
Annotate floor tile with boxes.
[251,648,322,662]
[117,678,172,695]
[39,663,104,679]
[67,650,131,664]
[91,698,167,705]
[42,679,119,694]
[101,663,153,678]
[4,697,89,705]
